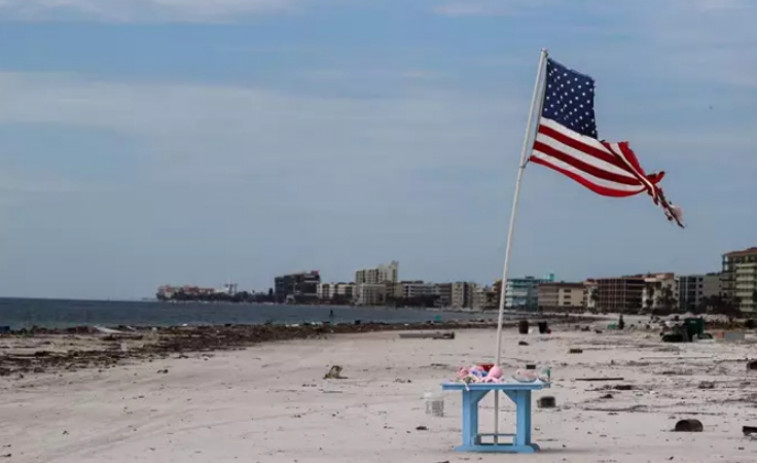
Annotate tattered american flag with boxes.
[529,58,684,227]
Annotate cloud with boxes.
[0,70,526,200]
[433,0,553,17]
[0,0,297,22]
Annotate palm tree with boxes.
[645,285,656,313]
[659,285,677,313]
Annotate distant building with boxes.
[722,247,757,313]
[505,274,555,310]
[435,283,452,307]
[473,286,498,310]
[451,282,477,309]
[397,281,437,299]
[354,261,398,306]
[157,284,216,300]
[355,283,387,306]
[676,273,721,312]
[641,273,677,312]
[318,282,356,303]
[317,283,333,300]
[584,279,598,310]
[594,276,645,312]
[537,282,584,312]
[334,283,355,300]
[355,261,399,285]
[274,271,321,303]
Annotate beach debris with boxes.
[398,332,454,340]
[518,320,529,334]
[537,321,549,334]
[747,360,757,371]
[394,378,412,383]
[415,425,428,431]
[323,365,346,379]
[424,391,444,416]
[613,385,635,391]
[674,419,703,432]
[698,381,715,390]
[568,348,583,354]
[526,364,536,370]
[743,426,757,436]
[157,369,169,374]
[518,341,529,346]
[512,369,540,383]
[576,377,624,382]
[723,331,745,342]
[537,396,556,408]
[0,453,11,458]
[62,430,69,435]
[600,393,614,399]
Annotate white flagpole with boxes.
[493,48,549,442]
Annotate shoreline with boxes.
[0,315,587,378]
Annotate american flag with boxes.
[529,58,684,228]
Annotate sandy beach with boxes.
[2,320,757,463]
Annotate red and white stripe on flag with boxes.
[529,117,684,227]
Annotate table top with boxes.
[442,380,548,391]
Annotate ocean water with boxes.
[0,298,497,330]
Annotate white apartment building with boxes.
[641,273,678,311]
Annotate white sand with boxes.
[2,324,757,462]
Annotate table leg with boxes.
[514,390,532,447]
[461,390,489,448]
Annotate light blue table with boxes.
[442,381,548,453]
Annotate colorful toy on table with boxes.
[482,365,503,383]
[454,364,549,388]
[454,364,504,390]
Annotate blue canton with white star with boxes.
[542,58,597,138]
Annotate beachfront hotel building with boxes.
[355,261,398,285]
[274,270,321,303]
[472,286,498,310]
[641,273,678,312]
[676,273,721,312]
[355,283,388,306]
[593,276,645,312]
[537,282,585,312]
[504,274,555,310]
[722,247,757,313]
[451,282,477,309]
[317,282,355,302]
[353,261,399,306]
[435,283,452,307]
[583,279,598,310]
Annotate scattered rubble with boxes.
[323,365,346,380]
[674,419,703,432]
[537,396,556,408]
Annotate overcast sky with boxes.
[0,0,755,299]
